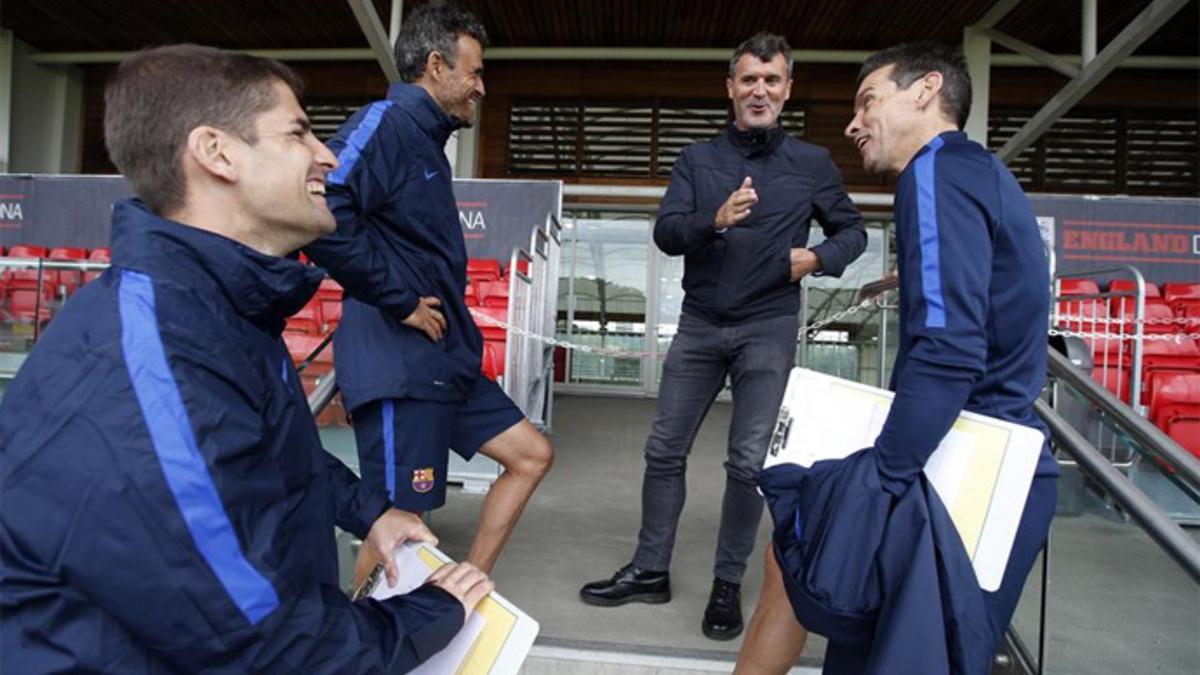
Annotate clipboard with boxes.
[352,543,539,675]
[764,368,1044,592]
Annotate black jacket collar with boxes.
[109,198,324,336]
[387,82,463,148]
[727,123,787,158]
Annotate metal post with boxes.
[1082,0,1098,64]
[998,0,1192,163]
[389,0,404,48]
[345,0,402,83]
[0,29,13,173]
[962,28,993,153]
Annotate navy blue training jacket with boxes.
[654,125,867,325]
[874,130,1058,491]
[0,200,463,673]
[758,131,1059,674]
[305,84,481,410]
[760,450,994,675]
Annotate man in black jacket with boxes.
[580,33,867,640]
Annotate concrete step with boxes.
[518,639,820,675]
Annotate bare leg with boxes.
[734,545,808,674]
[467,419,554,573]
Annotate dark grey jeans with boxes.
[632,311,798,583]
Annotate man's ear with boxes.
[725,77,734,101]
[425,50,446,82]
[184,125,238,183]
[916,71,944,111]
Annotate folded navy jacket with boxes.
[758,449,994,675]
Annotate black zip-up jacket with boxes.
[654,125,867,325]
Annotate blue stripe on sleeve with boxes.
[914,135,947,329]
[327,101,394,186]
[383,399,396,500]
[118,270,279,626]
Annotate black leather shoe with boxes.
[702,578,743,640]
[579,563,671,607]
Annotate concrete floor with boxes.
[320,394,1200,674]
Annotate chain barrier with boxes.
[471,290,1200,360]
[1054,314,1198,327]
[468,294,885,359]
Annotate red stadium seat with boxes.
[479,279,510,308]
[3,283,54,324]
[83,248,112,285]
[1176,302,1200,332]
[1109,300,1177,335]
[467,258,502,283]
[7,244,47,259]
[283,332,333,377]
[286,300,323,334]
[48,247,87,298]
[1107,279,1161,297]
[316,278,342,299]
[1135,338,1200,405]
[1163,282,1200,310]
[1149,373,1200,427]
[481,340,503,381]
[471,305,507,341]
[464,282,479,307]
[1059,278,1100,295]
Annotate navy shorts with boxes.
[351,374,525,511]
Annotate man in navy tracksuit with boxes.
[304,4,552,580]
[736,43,1058,674]
[580,33,867,640]
[0,45,490,672]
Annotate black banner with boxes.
[1031,194,1199,286]
[0,175,561,266]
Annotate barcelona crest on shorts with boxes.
[412,467,436,494]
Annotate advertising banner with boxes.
[0,175,561,266]
[1031,194,1199,285]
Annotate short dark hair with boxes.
[394,3,489,82]
[104,44,303,215]
[856,42,972,129]
[729,32,793,78]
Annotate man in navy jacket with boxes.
[304,4,552,581]
[0,44,491,672]
[735,42,1057,674]
[580,33,867,640]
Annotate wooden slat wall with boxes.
[77,59,1198,197]
[477,61,1199,196]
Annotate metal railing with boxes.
[1000,345,1200,675]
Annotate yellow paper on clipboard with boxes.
[354,543,539,675]
[763,368,1044,591]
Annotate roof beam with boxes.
[979,27,1080,78]
[974,0,1026,29]
[346,0,400,83]
[24,48,1200,70]
[997,0,1192,163]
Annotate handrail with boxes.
[306,369,339,415]
[1047,347,1200,493]
[1035,397,1200,584]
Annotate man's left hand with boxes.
[789,248,821,282]
[364,508,439,587]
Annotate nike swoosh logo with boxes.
[424,169,438,180]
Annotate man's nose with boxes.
[844,114,861,140]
